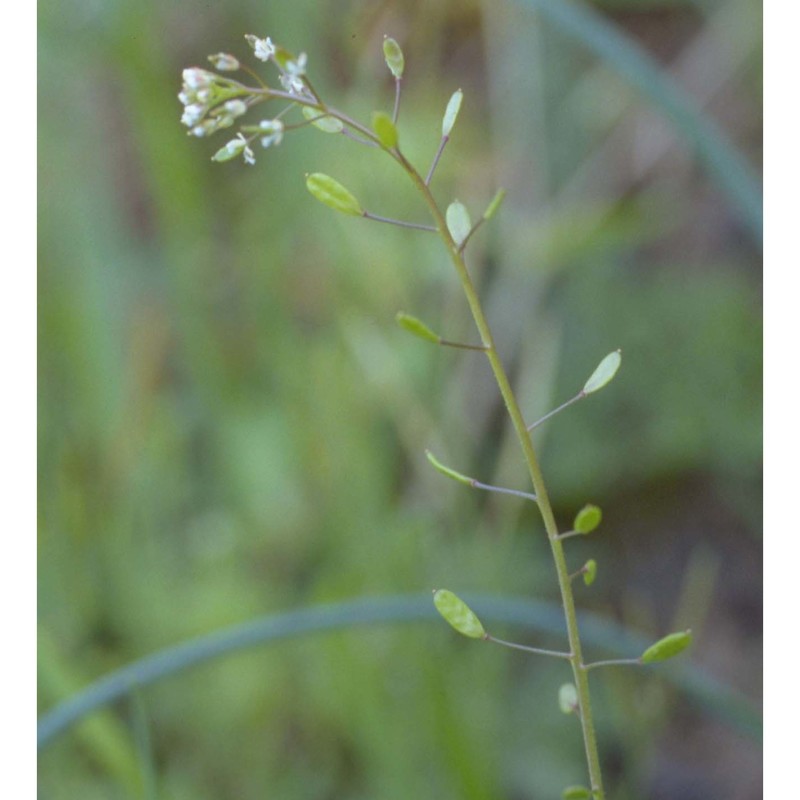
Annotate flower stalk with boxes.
[179,34,691,798]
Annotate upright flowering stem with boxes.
[392,150,606,799]
[180,39,610,794]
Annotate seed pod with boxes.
[372,111,399,149]
[305,173,363,216]
[641,630,692,664]
[425,450,472,486]
[396,312,440,344]
[483,188,506,220]
[383,36,405,79]
[573,504,602,534]
[432,589,486,639]
[583,350,621,394]
[562,787,592,800]
[302,106,343,133]
[442,89,463,137]
[558,683,579,715]
[446,201,471,247]
[582,559,597,586]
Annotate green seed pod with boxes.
[573,504,602,534]
[558,683,579,714]
[372,111,399,149]
[396,312,440,344]
[641,630,692,664]
[562,787,592,800]
[582,559,597,586]
[446,201,472,247]
[425,450,472,486]
[305,173,363,216]
[383,36,405,79]
[302,106,344,133]
[442,89,463,137]
[483,188,506,220]
[433,589,486,639]
[583,350,622,394]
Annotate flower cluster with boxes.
[178,34,314,166]
[178,67,249,138]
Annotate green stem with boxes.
[247,83,607,793]
[392,148,606,799]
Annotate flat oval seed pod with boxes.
[306,173,363,216]
[442,89,463,137]
[582,559,597,586]
[574,504,602,534]
[641,630,692,663]
[446,201,471,246]
[562,787,592,800]
[383,36,405,79]
[372,111,399,149]
[425,450,472,486]
[483,188,506,220]
[583,350,621,394]
[558,683,579,714]
[433,589,486,639]
[396,312,440,344]
[302,106,344,133]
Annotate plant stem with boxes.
[486,634,572,660]
[362,211,438,232]
[584,658,642,671]
[527,392,585,431]
[392,149,606,799]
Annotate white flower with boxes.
[285,52,307,78]
[259,119,284,148]
[278,52,308,94]
[245,34,275,62]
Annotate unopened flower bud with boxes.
[181,103,206,127]
[223,99,247,119]
[182,67,216,90]
[190,119,220,137]
[208,53,240,71]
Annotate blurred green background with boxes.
[38,0,762,798]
